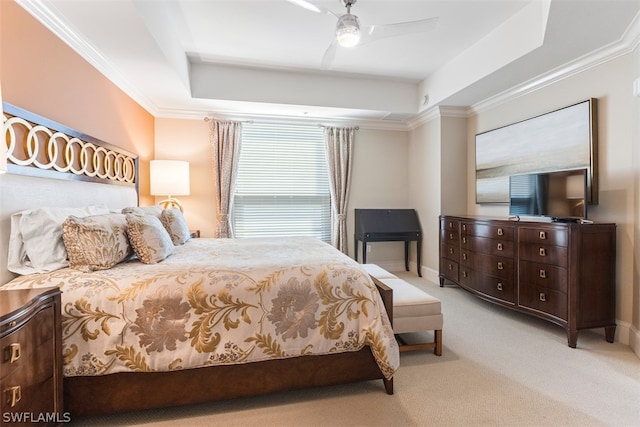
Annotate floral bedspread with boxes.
[2,237,399,379]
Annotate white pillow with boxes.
[160,208,191,245]
[125,214,175,264]
[7,204,110,275]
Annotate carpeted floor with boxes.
[70,272,640,427]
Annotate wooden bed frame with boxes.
[1,103,395,417]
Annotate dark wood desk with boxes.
[354,209,422,276]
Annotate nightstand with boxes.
[1,287,63,424]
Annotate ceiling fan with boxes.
[287,0,439,69]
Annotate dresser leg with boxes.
[567,329,578,348]
[439,277,444,287]
[604,325,616,343]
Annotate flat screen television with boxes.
[508,169,588,222]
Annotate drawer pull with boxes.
[539,292,547,302]
[462,253,467,260]
[9,343,20,363]
[462,224,466,231]
[448,221,453,229]
[539,247,546,257]
[448,264,453,271]
[497,282,503,291]
[539,269,547,278]
[449,233,454,240]
[462,271,468,278]
[5,385,21,408]
[497,228,504,236]
[462,237,467,244]
[497,262,504,270]
[539,231,547,240]
[448,248,453,255]
[497,243,503,251]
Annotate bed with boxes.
[0,103,398,417]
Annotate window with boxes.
[232,122,331,242]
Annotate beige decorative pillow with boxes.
[121,205,164,218]
[160,208,191,245]
[62,213,132,272]
[125,214,174,264]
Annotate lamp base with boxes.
[158,197,183,212]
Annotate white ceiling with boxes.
[19,0,640,126]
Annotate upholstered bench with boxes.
[363,264,443,355]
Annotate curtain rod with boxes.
[318,124,360,130]
[204,117,254,124]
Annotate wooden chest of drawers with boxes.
[439,215,616,348]
[0,288,63,425]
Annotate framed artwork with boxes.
[475,98,598,204]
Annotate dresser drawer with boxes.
[460,251,514,280]
[461,222,515,240]
[461,235,514,257]
[519,261,567,292]
[519,227,568,247]
[440,258,459,283]
[440,242,459,262]
[1,370,54,414]
[519,243,568,267]
[440,228,459,245]
[460,268,516,304]
[519,284,567,320]
[441,218,460,233]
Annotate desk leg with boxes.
[417,238,422,277]
[404,241,409,271]
[354,237,358,262]
[363,241,367,264]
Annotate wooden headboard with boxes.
[1,103,139,285]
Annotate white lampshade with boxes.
[150,160,190,196]
[150,160,190,210]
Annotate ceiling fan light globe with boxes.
[336,13,361,47]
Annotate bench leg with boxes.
[434,330,442,356]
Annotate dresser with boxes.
[0,287,63,425]
[439,215,616,348]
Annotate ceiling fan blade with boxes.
[362,17,439,44]
[320,40,338,70]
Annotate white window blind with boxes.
[233,122,331,242]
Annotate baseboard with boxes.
[627,323,640,359]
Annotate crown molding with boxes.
[469,11,640,116]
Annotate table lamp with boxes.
[150,160,190,211]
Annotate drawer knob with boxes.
[448,248,453,255]
[462,224,466,231]
[497,228,504,236]
[539,231,547,240]
[5,385,21,408]
[462,271,468,278]
[448,264,453,271]
[497,282,503,291]
[497,243,503,251]
[449,233,454,240]
[497,262,504,270]
[7,343,21,363]
[448,221,453,228]
[462,253,467,260]
[539,292,547,302]
[462,237,467,244]
[539,269,547,278]
[539,247,547,257]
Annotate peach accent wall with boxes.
[0,1,154,204]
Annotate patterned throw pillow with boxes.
[121,205,164,218]
[160,208,191,245]
[125,214,174,264]
[62,213,132,272]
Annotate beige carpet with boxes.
[70,272,640,427]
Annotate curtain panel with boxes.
[208,118,242,238]
[324,126,357,253]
